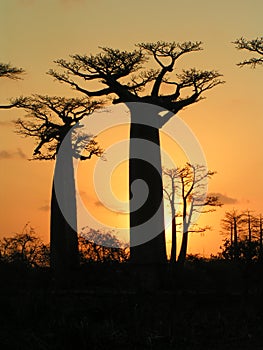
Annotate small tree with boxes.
[0,223,49,268]
[221,210,245,261]
[242,211,259,262]
[259,215,263,261]
[15,95,102,278]
[163,163,221,264]
[0,63,25,109]
[79,228,129,263]
[163,168,180,263]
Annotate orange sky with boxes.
[1,0,263,256]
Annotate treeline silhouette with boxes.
[1,222,263,350]
[1,215,263,293]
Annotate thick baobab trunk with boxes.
[129,104,167,265]
[50,133,79,281]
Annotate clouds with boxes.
[39,204,50,212]
[0,148,27,160]
[209,193,238,205]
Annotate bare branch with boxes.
[233,37,263,68]
[15,95,102,160]
[0,63,25,79]
[138,41,203,97]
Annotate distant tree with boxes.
[233,37,263,68]
[163,163,221,264]
[163,168,180,263]
[15,96,102,278]
[79,228,129,263]
[221,210,245,261]
[242,211,259,262]
[220,237,259,263]
[259,215,263,261]
[0,223,49,268]
[49,41,224,265]
[0,63,25,109]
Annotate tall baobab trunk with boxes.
[50,133,79,281]
[129,104,167,264]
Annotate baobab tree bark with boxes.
[50,133,79,278]
[129,106,167,264]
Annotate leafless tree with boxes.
[164,163,221,264]
[221,210,245,261]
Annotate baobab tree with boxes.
[15,95,102,278]
[163,163,221,264]
[49,41,224,265]
[0,63,25,109]
[233,37,263,68]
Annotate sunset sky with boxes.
[1,0,263,256]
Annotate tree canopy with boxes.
[49,41,224,118]
[15,95,103,160]
[0,63,25,109]
[233,37,263,68]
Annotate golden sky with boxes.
[1,0,263,256]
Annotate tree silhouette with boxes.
[79,228,129,263]
[220,211,263,263]
[233,37,263,68]
[221,210,245,261]
[15,95,102,278]
[259,215,263,261]
[0,223,49,268]
[49,41,224,265]
[163,163,221,264]
[163,168,180,263]
[242,211,258,262]
[0,63,25,109]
